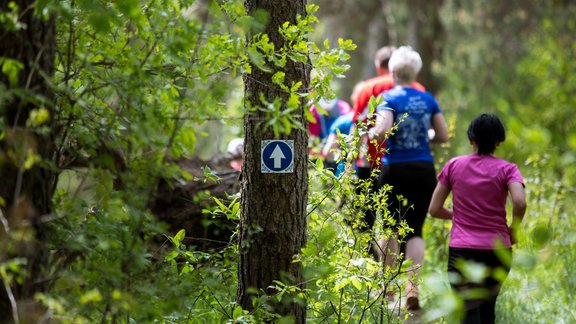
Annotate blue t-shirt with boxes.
[329,112,354,136]
[376,86,441,164]
[328,112,354,177]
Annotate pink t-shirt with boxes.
[438,154,524,249]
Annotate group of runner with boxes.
[308,46,526,323]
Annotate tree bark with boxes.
[0,0,57,321]
[238,0,309,322]
[407,0,445,94]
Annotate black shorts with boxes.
[354,166,379,232]
[448,247,512,324]
[448,247,512,288]
[378,161,437,240]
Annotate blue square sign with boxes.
[261,140,294,173]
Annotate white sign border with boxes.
[261,140,294,173]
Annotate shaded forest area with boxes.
[0,0,575,322]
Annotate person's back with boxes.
[353,75,425,123]
[369,46,449,311]
[441,154,523,249]
[352,46,425,170]
[429,113,526,324]
[379,86,439,164]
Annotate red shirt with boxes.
[352,75,425,169]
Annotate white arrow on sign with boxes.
[270,144,285,168]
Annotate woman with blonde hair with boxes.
[369,46,449,310]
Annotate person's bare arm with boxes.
[508,182,526,244]
[321,133,338,161]
[428,182,453,219]
[430,113,449,143]
[368,110,393,141]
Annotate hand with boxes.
[368,127,380,141]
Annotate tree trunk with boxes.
[0,0,57,321]
[407,0,445,94]
[238,0,309,322]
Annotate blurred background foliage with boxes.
[0,0,575,322]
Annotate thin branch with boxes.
[0,208,10,233]
[204,288,231,318]
[2,277,19,324]
[187,288,206,321]
[139,39,159,70]
[100,303,110,324]
[12,143,27,206]
[307,183,337,216]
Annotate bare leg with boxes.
[375,236,399,268]
[405,236,425,278]
[375,236,399,301]
[404,236,425,310]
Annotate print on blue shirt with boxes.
[377,87,441,164]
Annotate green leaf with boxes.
[213,197,227,211]
[232,305,243,319]
[315,157,324,171]
[115,0,140,19]
[272,71,286,87]
[87,13,111,33]
[79,289,102,304]
[26,107,50,127]
[350,277,362,290]
[247,47,271,73]
[164,250,179,262]
[172,229,185,246]
[0,57,24,85]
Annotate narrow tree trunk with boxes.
[407,0,445,94]
[238,0,309,322]
[0,0,57,321]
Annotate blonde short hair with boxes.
[388,46,422,84]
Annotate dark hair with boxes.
[467,114,506,155]
[375,46,396,69]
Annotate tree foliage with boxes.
[0,0,574,322]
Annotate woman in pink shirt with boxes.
[429,114,526,324]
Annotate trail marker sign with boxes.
[261,140,294,173]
